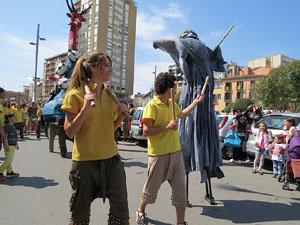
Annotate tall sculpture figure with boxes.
[153,29,228,204]
[42,0,92,149]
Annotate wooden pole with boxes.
[201,76,210,95]
[216,25,234,48]
[106,87,129,118]
[84,85,96,108]
[170,88,176,120]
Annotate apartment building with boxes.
[76,0,137,98]
[42,52,68,98]
[213,62,272,112]
[247,54,295,69]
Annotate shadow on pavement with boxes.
[123,161,147,168]
[0,176,59,189]
[146,218,172,225]
[201,199,300,223]
[118,148,148,154]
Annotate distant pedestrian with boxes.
[229,108,247,164]
[269,134,286,178]
[0,113,20,181]
[253,122,272,175]
[14,103,24,139]
[26,102,38,135]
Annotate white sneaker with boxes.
[229,159,235,163]
[237,160,242,164]
[245,159,251,163]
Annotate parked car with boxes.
[246,112,300,159]
[218,114,235,159]
[131,107,147,141]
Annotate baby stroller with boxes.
[279,136,300,191]
[278,153,295,190]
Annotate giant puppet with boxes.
[153,27,232,204]
[42,0,92,123]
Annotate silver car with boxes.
[130,107,147,141]
[246,112,300,159]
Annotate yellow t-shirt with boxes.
[22,108,27,120]
[14,108,24,123]
[37,108,42,121]
[0,100,4,126]
[142,96,181,156]
[61,83,119,161]
[5,107,14,114]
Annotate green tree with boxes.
[254,60,300,112]
[224,99,253,114]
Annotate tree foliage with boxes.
[224,99,254,114]
[254,60,300,112]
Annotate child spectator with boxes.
[269,135,286,178]
[253,122,272,175]
[0,113,20,181]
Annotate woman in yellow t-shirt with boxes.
[61,52,129,225]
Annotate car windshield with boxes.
[133,109,143,120]
[254,115,300,130]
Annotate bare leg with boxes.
[137,199,147,219]
[175,206,185,224]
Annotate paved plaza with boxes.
[0,135,300,225]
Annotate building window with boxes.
[225,93,231,101]
[214,83,221,89]
[237,81,243,90]
[249,92,255,99]
[213,94,216,101]
[217,94,221,100]
[250,80,255,89]
[225,83,231,91]
[237,92,243,99]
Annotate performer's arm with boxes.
[114,103,128,130]
[64,92,95,138]
[143,118,178,137]
[178,94,205,119]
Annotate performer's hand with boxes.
[194,94,205,104]
[83,92,96,111]
[255,142,260,148]
[117,103,128,117]
[166,120,178,131]
[4,144,10,152]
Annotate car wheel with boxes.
[222,146,232,160]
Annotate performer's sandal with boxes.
[177,222,188,225]
[136,209,147,225]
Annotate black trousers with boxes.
[69,155,129,224]
[233,136,245,161]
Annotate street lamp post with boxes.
[29,24,46,101]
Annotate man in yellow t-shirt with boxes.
[136,72,205,225]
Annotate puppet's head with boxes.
[179,29,199,40]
